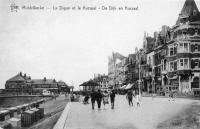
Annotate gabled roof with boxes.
[57,80,67,86]
[7,74,26,82]
[176,0,200,24]
[113,52,126,61]
[128,54,136,60]
[31,79,56,84]
[146,37,154,44]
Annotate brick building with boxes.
[5,72,69,95]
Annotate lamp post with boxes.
[139,63,141,95]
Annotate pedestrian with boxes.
[90,89,96,110]
[151,92,155,100]
[126,89,134,106]
[83,93,90,104]
[70,93,75,102]
[102,91,109,109]
[168,91,174,101]
[96,89,103,109]
[136,94,140,107]
[110,90,115,109]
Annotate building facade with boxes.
[139,0,200,95]
[5,72,68,94]
[166,0,200,95]
[108,52,126,89]
[125,54,138,84]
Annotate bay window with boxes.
[191,59,200,69]
[178,58,189,70]
[178,42,189,53]
[168,44,177,56]
[191,43,200,52]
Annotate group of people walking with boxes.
[90,89,116,110]
[87,89,141,110]
[126,89,141,107]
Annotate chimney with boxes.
[24,74,26,78]
[53,79,56,83]
[19,72,22,76]
[44,77,46,81]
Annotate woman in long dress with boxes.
[103,91,109,109]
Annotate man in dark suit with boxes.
[110,90,116,109]
[96,89,103,109]
[90,89,97,110]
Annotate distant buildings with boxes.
[140,0,200,95]
[79,0,200,96]
[125,54,138,84]
[93,74,109,89]
[80,74,108,92]
[108,52,127,89]
[166,0,200,95]
[4,72,69,95]
[107,0,200,96]
[107,52,140,90]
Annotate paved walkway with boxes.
[58,95,200,129]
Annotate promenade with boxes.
[54,95,200,129]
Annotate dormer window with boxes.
[188,28,195,36]
[193,10,197,16]
[195,29,198,35]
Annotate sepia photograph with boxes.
[0,0,200,129]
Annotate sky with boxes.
[0,0,200,90]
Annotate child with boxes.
[136,94,140,107]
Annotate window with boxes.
[178,58,189,70]
[184,59,188,69]
[170,62,174,71]
[193,59,199,68]
[195,61,199,68]
[174,61,177,70]
[180,59,183,67]
[174,46,177,54]
[177,61,179,69]
[148,57,151,65]
[170,48,173,56]
[195,44,198,52]
[184,43,188,51]
[180,43,183,50]
[179,42,189,53]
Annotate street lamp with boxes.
[138,53,142,95]
[139,63,141,95]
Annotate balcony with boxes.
[177,69,191,75]
[176,53,191,58]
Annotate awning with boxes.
[125,83,133,90]
[192,88,200,91]
[120,85,127,89]
[169,75,178,80]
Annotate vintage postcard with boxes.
[0,0,200,129]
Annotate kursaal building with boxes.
[143,0,200,95]
[167,0,200,94]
